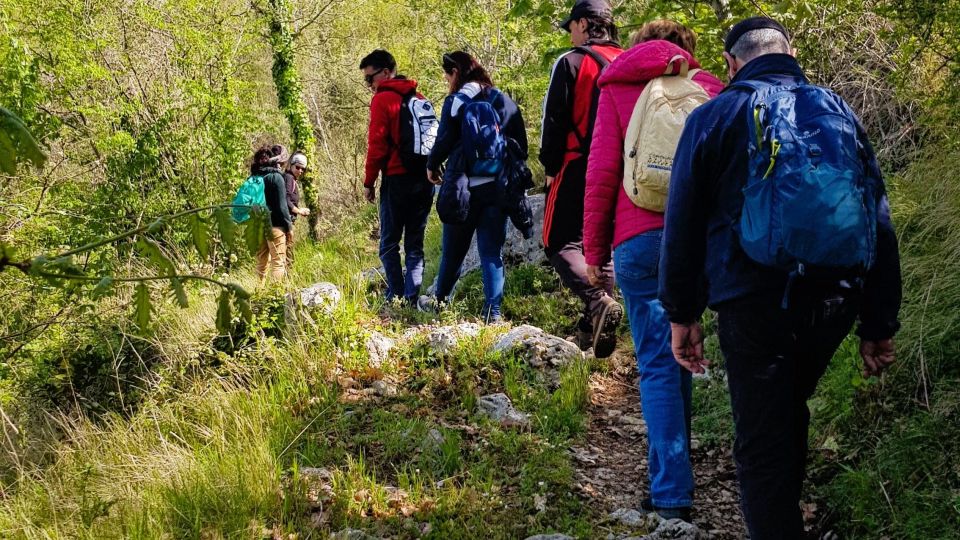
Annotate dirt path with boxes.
[572,350,746,539]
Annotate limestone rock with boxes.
[492,324,583,368]
[365,331,395,367]
[477,393,530,428]
[371,379,398,397]
[427,323,481,355]
[641,517,706,540]
[358,266,386,289]
[609,507,646,528]
[298,282,341,313]
[330,529,380,540]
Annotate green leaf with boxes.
[134,283,152,330]
[243,209,266,255]
[189,213,210,259]
[228,282,251,300]
[146,218,166,234]
[137,238,175,275]
[92,276,114,299]
[213,207,236,252]
[170,277,188,308]
[235,292,253,324]
[0,107,46,173]
[215,289,232,334]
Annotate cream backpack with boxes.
[622,56,709,211]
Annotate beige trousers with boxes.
[255,227,287,281]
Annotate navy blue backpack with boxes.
[731,80,879,281]
[459,88,506,177]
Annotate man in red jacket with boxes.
[360,49,434,305]
[541,0,624,357]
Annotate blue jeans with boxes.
[379,175,434,302]
[435,182,507,318]
[614,230,694,508]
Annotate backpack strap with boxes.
[572,45,616,154]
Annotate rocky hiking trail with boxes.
[575,349,745,539]
[295,272,751,539]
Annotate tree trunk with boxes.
[265,0,321,239]
[710,0,731,26]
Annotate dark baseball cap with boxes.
[724,16,790,52]
[558,0,613,32]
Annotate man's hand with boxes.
[546,175,555,188]
[363,186,375,203]
[586,264,605,287]
[671,322,709,374]
[427,169,442,186]
[860,338,895,378]
[298,207,311,216]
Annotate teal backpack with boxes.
[231,174,266,223]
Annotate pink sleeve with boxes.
[583,88,623,267]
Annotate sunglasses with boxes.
[364,68,385,86]
[293,165,305,171]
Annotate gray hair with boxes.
[729,28,791,62]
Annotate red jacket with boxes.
[583,41,725,266]
[364,78,421,187]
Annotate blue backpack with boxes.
[731,80,878,280]
[459,88,506,177]
[231,174,266,223]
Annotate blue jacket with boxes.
[658,54,901,341]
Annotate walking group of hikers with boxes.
[239,2,903,537]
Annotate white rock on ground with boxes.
[370,379,398,397]
[330,529,380,540]
[365,331,395,368]
[641,517,706,540]
[492,324,583,368]
[427,322,482,355]
[609,507,647,528]
[358,266,386,288]
[298,282,342,313]
[477,393,530,428]
[524,535,575,540]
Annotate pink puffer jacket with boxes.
[583,40,725,266]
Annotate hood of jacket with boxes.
[376,77,419,96]
[598,40,701,88]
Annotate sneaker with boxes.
[640,497,692,523]
[591,295,623,358]
[416,295,438,314]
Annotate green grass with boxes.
[0,210,600,539]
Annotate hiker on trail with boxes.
[659,17,902,539]
[282,152,311,266]
[583,20,724,522]
[360,49,436,305]
[255,144,293,281]
[540,0,624,358]
[417,51,528,323]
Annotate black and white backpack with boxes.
[396,91,439,176]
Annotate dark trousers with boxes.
[716,283,860,540]
[543,156,613,324]
[379,175,434,302]
[435,182,507,318]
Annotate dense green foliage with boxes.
[1,0,959,537]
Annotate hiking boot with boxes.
[591,294,623,358]
[416,295,438,314]
[570,316,593,351]
[641,497,692,523]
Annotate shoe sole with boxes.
[592,300,623,358]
